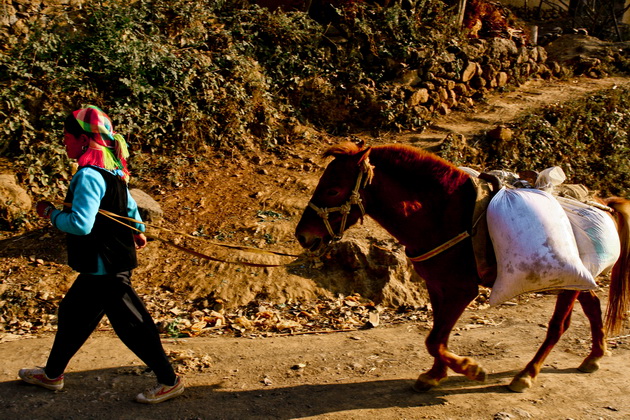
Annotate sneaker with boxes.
[135,376,184,404]
[18,367,64,391]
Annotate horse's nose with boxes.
[296,231,322,252]
[296,233,307,248]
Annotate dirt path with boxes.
[2,75,630,420]
[2,290,629,419]
[379,76,630,147]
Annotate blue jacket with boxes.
[50,167,145,274]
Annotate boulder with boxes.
[0,173,31,228]
[544,34,630,75]
[496,71,509,87]
[316,238,428,308]
[130,188,163,224]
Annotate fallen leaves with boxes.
[0,282,434,341]
[167,349,213,374]
[152,292,389,338]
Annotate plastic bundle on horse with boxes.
[487,188,597,306]
[536,165,621,275]
[556,196,621,277]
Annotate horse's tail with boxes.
[605,197,630,335]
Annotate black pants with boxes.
[45,271,176,386]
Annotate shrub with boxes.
[1,0,455,200]
[441,86,630,197]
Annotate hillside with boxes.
[2,74,628,338]
[1,0,629,337]
[1,75,630,420]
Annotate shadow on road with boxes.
[0,366,525,420]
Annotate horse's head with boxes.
[295,142,373,253]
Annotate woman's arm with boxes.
[51,168,106,235]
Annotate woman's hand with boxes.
[36,201,55,218]
[134,233,148,250]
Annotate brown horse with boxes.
[295,141,630,392]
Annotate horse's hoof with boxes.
[460,357,487,382]
[578,357,601,373]
[472,367,488,382]
[412,380,434,393]
[412,373,445,393]
[508,375,533,393]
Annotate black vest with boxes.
[65,166,138,273]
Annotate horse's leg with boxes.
[576,290,608,373]
[509,290,579,392]
[413,279,483,392]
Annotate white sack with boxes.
[487,188,596,306]
[535,166,566,192]
[458,166,480,177]
[556,196,620,277]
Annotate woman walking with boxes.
[19,105,184,404]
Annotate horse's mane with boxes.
[323,142,470,193]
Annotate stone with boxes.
[321,238,427,307]
[487,125,513,142]
[461,61,478,83]
[446,89,458,108]
[488,38,518,58]
[408,88,429,106]
[496,72,509,87]
[481,64,498,81]
[549,61,563,75]
[438,87,449,102]
[437,103,451,115]
[396,69,422,86]
[470,75,487,90]
[130,188,163,224]
[0,173,32,227]
[536,45,548,63]
[453,83,469,97]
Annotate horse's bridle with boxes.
[307,157,374,242]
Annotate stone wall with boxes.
[393,37,555,118]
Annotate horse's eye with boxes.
[326,189,339,197]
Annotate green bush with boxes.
[1,0,456,200]
[442,86,630,197]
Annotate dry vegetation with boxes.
[1,0,629,338]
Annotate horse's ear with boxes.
[357,146,372,165]
[357,146,374,186]
[323,141,363,158]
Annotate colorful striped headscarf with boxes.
[73,105,130,178]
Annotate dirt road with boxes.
[2,289,629,420]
